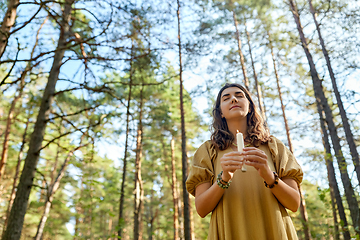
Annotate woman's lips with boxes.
[230,106,240,110]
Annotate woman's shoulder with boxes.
[264,135,291,155]
[195,140,216,154]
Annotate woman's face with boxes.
[219,87,250,121]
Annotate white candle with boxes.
[236,131,247,172]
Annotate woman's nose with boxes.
[231,96,238,103]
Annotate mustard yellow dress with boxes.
[186,136,303,240]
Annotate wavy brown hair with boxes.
[210,83,270,150]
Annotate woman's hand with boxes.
[241,147,274,184]
[220,151,244,182]
[241,147,301,212]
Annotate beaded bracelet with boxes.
[217,171,232,189]
[264,171,279,189]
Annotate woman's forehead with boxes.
[221,87,245,97]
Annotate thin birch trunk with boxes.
[231,8,249,90]
[134,85,144,240]
[0,0,19,59]
[176,1,191,239]
[308,0,360,184]
[118,41,134,239]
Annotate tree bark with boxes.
[134,85,144,240]
[308,0,360,184]
[2,1,74,239]
[0,0,19,59]
[231,8,249,90]
[176,1,191,239]
[288,0,360,235]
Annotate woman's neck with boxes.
[227,119,247,139]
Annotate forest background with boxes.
[0,0,359,239]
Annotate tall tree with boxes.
[244,19,266,121]
[288,0,360,235]
[134,83,145,240]
[171,138,180,240]
[176,1,192,239]
[230,3,249,89]
[267,30,311,239]
[0,0,19,59]
[2,0,74,238]
[308,0,360,184]
[118,41,134,239]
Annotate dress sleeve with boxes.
[186,141,217,197]
[267,136,303,187]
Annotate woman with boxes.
[186,83,303,240]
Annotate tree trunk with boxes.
[308,0,360,184]
[267,31,293,153]
[288,0,360,235]
[0,0,19,59]
[244,20,266,121]
[118,42,134,239]
[134,85,144,240]
[231,8,249,90]
[317,102,350,240]
[171,138,180,240]
[2,1,73,239]
[176,1,191,239]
